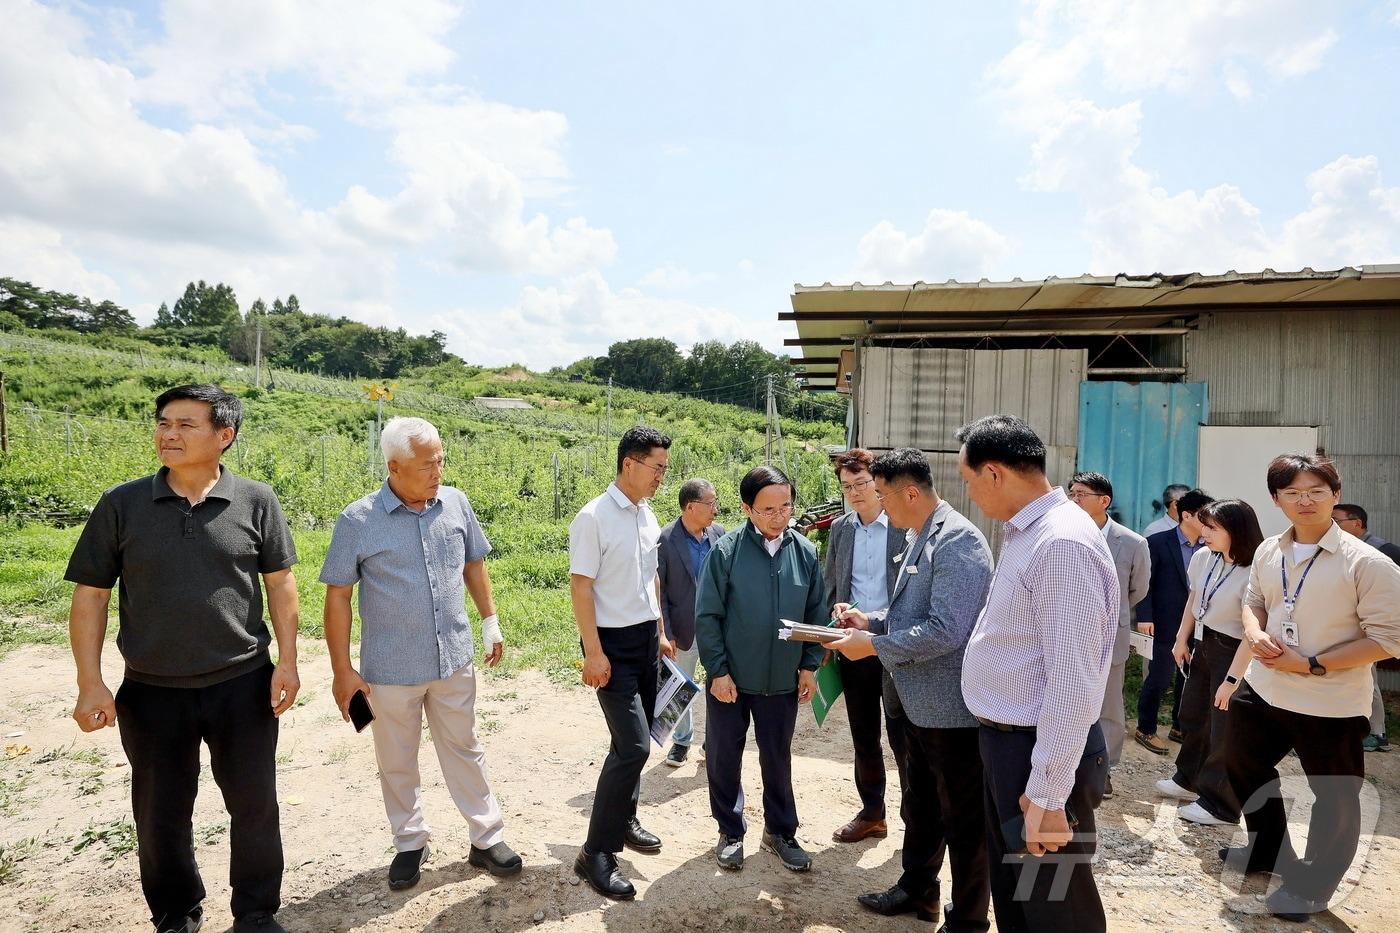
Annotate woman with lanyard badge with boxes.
[1154,499,1263,826]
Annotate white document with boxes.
[1129,630,1154,660]
[651,655,701,747]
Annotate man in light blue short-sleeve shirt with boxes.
[321,416,522,892]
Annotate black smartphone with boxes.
[348,690,374,732]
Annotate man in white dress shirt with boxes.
[956,415,1119,933]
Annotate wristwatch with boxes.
[1224,674,1239,686]
[1308,655,1327,676]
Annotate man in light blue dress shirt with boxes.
[322,417,521,892]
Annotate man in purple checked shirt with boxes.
[955,415,1119,933]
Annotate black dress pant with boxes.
[706,687,799,838]
[115,663,282,927]
[1137,626,1189,735]
[1225,680,1369,905]
[585,622,659,855]
[838,653,888,820]
[1171,627,1243,820]
[891,714,990,931]
[980,722,1107,933]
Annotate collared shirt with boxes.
[1187,548,1248,640]
[65,466,298,688]
[1176,525,1203,571]
[850,511,892,615]
[569,483,661,628]
[320,482,491,686]
[684,526,713,578]
[962,488,1120,810]
[763,534,783,556]
[1243,522,1400,718]
[1144,514,1178,538]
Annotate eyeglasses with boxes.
[839,477,874,494]
[1277,488,1333,503]
[873,484,908,502]
[695,498,721,510]
[1066,489,1105,501]
[752,503,795,519]
[627,457,669,478]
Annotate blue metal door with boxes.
[1077,382,1208,533]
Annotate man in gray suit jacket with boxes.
[1069,472,1150,796]
[823,449,907,843]
[829,449,994,930]
[656,478,725,766]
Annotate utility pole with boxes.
[0,370,8,456]
[253,317,263,390]
[764,374,773,465]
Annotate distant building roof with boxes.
[785,265,1400,386]
[470,396,534,410]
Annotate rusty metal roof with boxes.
[786,265,1400,384]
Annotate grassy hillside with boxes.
[0,331,845,675]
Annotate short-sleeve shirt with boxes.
[320,482,491,686]
[568,483,661,628]
[1243,523,1400,718]
[64,466,298,688]
[1187,548,1248,640]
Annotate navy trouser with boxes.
[115,664,282,928]
[838,653,888,820]
[706,686,799,838]
[979,722,1107,933]
[1137,627,1189,735]
[585,621,658,854]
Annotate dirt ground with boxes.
[2,640,1397,932]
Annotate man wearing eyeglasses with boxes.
[822,448,906,846]
[695,465,826,873]
[656,478,726,766]
[568,425,676,900]
[1224,455,1400,921]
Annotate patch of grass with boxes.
[0,772,33,816]
[72,818,137,862]
[0,836,37,884]
[76,772,104,797]
[195,821,228,847]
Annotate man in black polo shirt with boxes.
[66,384,301,933]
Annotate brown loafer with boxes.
[1134,730,1170,755]
[832,816,887,843]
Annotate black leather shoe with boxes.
[231,914,286,933]
[469,841,523,876]
[1218,846,1276,876]
[623,817,662,853]
[573,849,636,900]
[388,845,429,890]
[858,885,923,918]
[156,906,203,933]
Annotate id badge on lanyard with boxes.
[1280,551,1320,648]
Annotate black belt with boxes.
[975,716,1036,734]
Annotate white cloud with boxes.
[0,218,120,298]
[853,209,1010,283]
[431,271,786,368]
[637,263,713,291]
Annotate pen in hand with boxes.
[830,601,860,627]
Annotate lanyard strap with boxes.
[1198,554,1237,615]
[1281,550,1322,609]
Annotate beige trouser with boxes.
[368,663,506,853]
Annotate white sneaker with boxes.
[1154,777,1198,801]
[1179,801,1235,826]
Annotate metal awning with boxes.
[785,265,1400,386]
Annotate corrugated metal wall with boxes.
[1077,382,1209,533]
[1188,308,1400,538]
[855,346,1087,542]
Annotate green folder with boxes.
[810,652,844,726]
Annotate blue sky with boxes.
[2,0,1398,367]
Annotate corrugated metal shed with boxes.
[1077,382,1209,531]
[855,346,1085,542]
[1188,307,1400,536]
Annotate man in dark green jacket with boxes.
[695,465,826,873]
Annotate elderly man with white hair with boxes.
[321,416,521,891]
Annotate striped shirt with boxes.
[962,487,1120,811]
